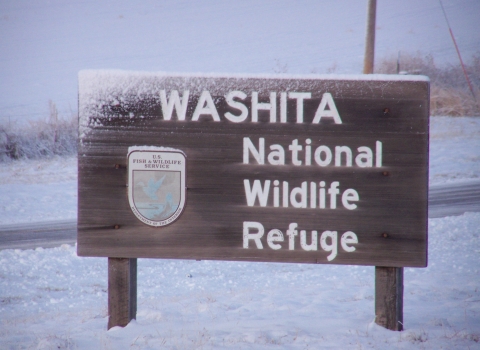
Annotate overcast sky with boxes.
[1,0,479,121]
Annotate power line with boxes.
[439,0,476,101]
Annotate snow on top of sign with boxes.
[79,69,430,83]
[128,145,186,155]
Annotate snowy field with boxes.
[0,116,479,349]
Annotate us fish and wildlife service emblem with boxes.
[127,146,186,227]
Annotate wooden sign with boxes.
[77,71,429,267]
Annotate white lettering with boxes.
[224,90,248,123]
[328,181,340,209]
[273,180,280,207]
[289,92,311,123]
[280,92,287,123]
[355,146,373,167]
[159,90,189,121]
[283,181,289,207]
[335,146,352,166]
[244,179,359,210]
[341,231,358,252]
[290,181,308,208]
[319,181,326,209]
[267,229,284,250]
[268,144,285,165]
[192,91,220,121]
[310,182,317,208]
[312,93,342,124]
[158,90,348,124]
[320,230,338,261]
[252,92,277,122]
[342,189,359,210]
[300,230,317,251]
[243,221,264,249]
[242,138,377,168]
[289,139,303,166]
[286,223,298,250]
[242,222,358,260]
[305,139,312,165]
[244,179,270,207]
[376,141,383,167]
[243,137,264,164]
[314,146,333,167]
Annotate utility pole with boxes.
[363,0,376,74]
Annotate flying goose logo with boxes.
[127,146,186,227]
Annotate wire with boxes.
[439,0,477,101]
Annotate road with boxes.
[428,179,480,218]
[0,219,76,250]
[1,179,479,250]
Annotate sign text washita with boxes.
[160,90,342,123]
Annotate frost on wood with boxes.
[78,69,429,140]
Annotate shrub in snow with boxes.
[0,101,77,161]
[376,52,480,116]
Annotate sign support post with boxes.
[107,257,137,329]
[375,266,404,331]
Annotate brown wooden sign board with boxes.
[77,71,429,267]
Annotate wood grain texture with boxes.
[375,266,404,331]
[78,74,429,267]
[107,258,137,329]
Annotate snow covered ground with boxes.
[430,117,480,185]
[0,116,479,348]
[0,157,77,225]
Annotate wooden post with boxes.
[375,267,403,331]
[108,258,137,329]
[363,0,376,74]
